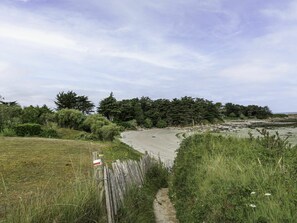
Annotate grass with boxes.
[0,136,140,222]
[116,163,169,223]
[171,133,297,223]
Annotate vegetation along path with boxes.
[121,129,182,222]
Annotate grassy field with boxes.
[171,133,297,223]
[0,136,140,222]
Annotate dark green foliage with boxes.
[143,118,153,128]
[55,109,86,129]
[116,162,168,223]
[21,105,53,125]
[40,128,59,138]
[15,123,42,136]
[272,113,288,118]
[156,119,167,128]
[81,114,110,132]
[1,128,17,137]
[224,103,272,119]
[81,114,121,141]
[118,120,138,130]
[55,91,94,114]
[0,104,22,130]
[98,124,121,141]
[97,92,120,121]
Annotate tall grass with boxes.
[116,163,169,223]
[3,173,106,223]
[171,133,297,223]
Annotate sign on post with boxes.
[93,158,103,166]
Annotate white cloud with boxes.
[262,1,297,21]
[0,23,84,51]
[221,63,291,83]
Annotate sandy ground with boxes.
[120,128,184,164]
[154,188,179,223]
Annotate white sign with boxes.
[93,159,103,166]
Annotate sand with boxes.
[120,128,185,164]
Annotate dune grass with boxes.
[171,133,297,223]
[0,137,140,222]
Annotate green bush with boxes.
[156,120,167,128]
[119,119,138,130]
[1,128,16,137]
[55,109,85,129]
[21,105,53,125]
[40,128,59,138]
[14,123,42,137]
[144,118,153,128]
[81,114,110,132]
[97,124,121,141]
[0,104,22,130]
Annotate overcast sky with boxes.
[0,0,296,112]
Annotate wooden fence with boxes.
[93,152,156,223]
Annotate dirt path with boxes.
[154,188,179,223]
[120,128,185,165]
[120,129,182,222]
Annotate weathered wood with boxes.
[103,155,156,222]
[104,166,114,223]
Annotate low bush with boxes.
[14,123,42,137]
[156,120,167,128]
[81,114,110,132]
[56,109,85,129]
[1,128,16,137]
[143,118,153,128]
[40,128,59,138]
[98,124,121,141]
[119,119,138,130]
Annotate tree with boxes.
[76,96,95,114]
[97,92,120,121]
[55,91,94,114]
[21,105,53,124]
[55,91,78,110]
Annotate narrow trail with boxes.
[120,129,182,222]
[154,188,179,223]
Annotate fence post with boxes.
[104,166,114,223]
[92,152,104,187]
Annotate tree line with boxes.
[0,91,273,133]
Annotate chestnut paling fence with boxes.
[92,152,156,223]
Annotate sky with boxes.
[0,0,296,113]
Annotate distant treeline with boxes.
[0,92,273,131]
[98,93,272,128]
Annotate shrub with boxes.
[156,120,167,128]
[40,128,59,138]
[0,104,22,130]
[20,105,54,125]
[55,109,85,129]
[14,123,42,136]
[97,124,121,141]
[81,114,110,132]
[119,119,138,130]
[1,128,16,137]
[144,118,153,128]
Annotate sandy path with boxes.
[154,188,179,223]
[120,128,184,164]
